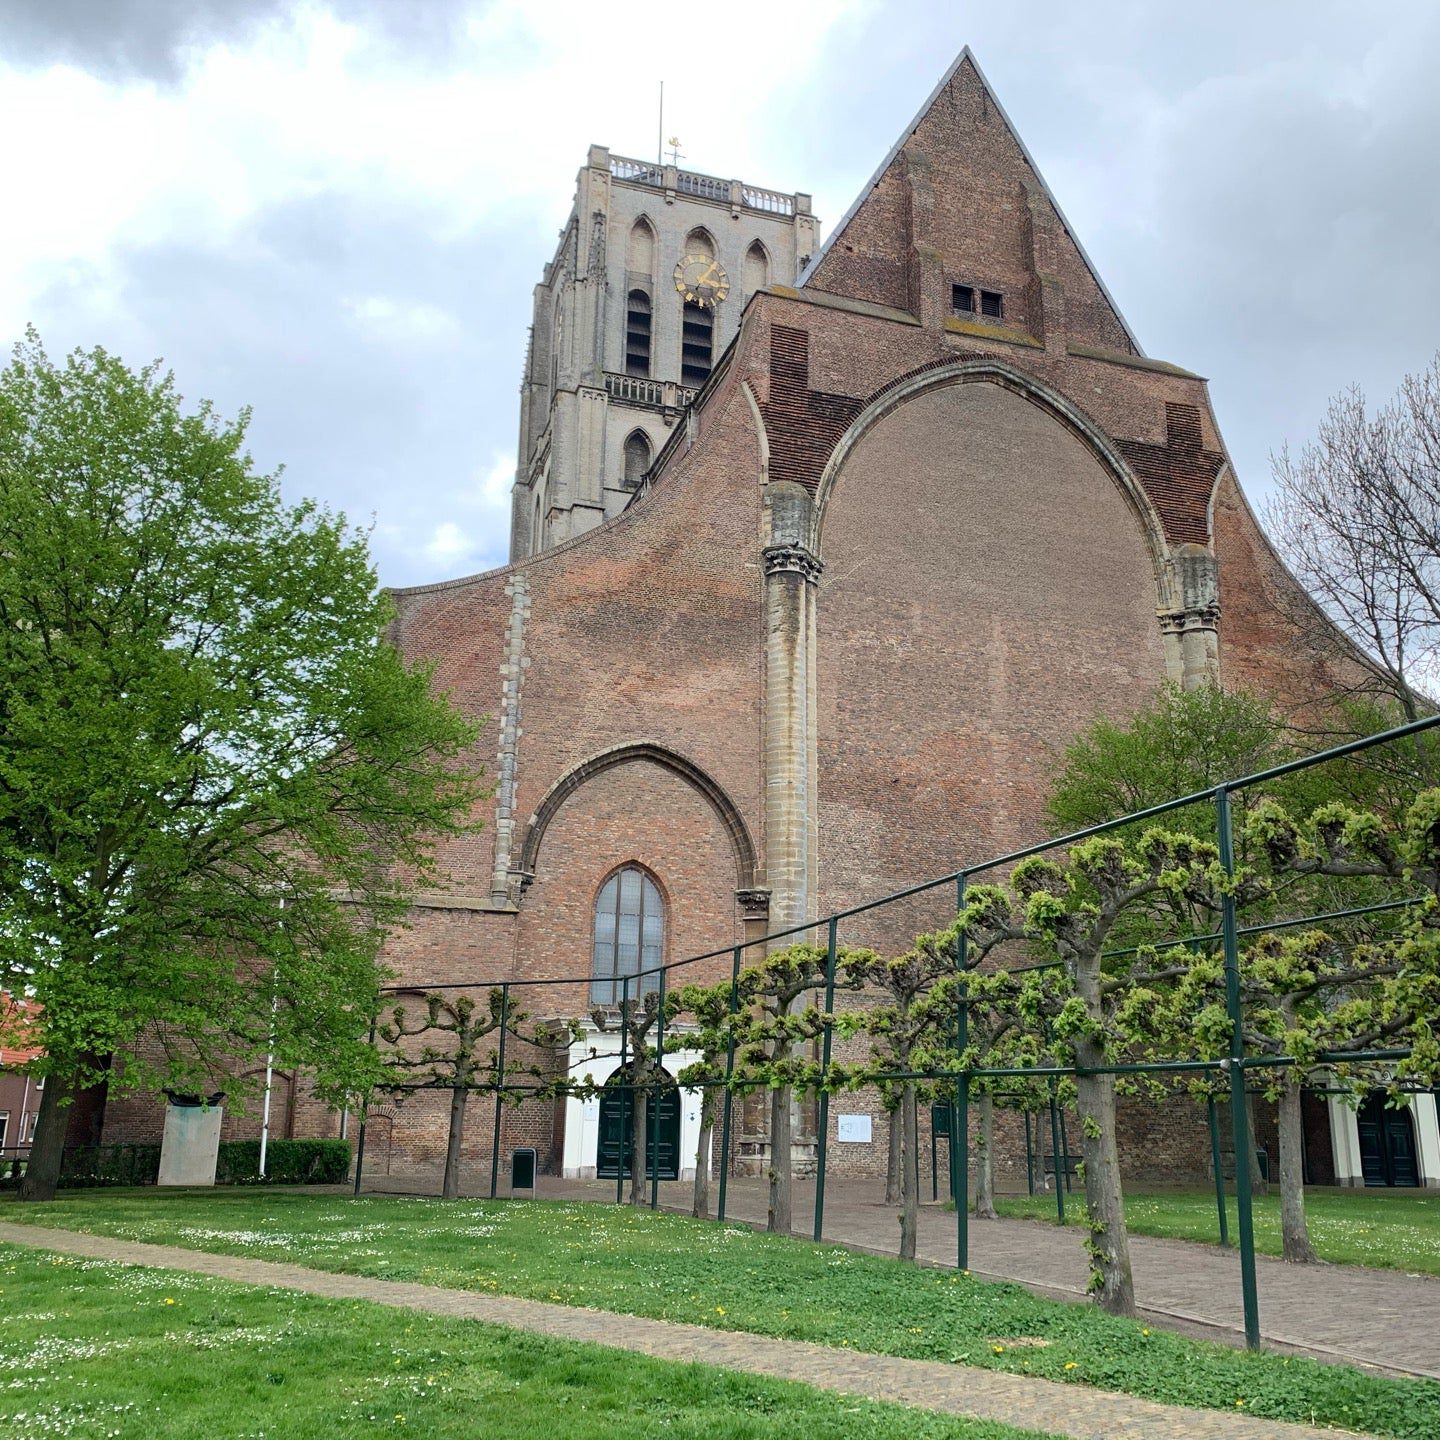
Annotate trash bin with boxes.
[511,1146,537,1193]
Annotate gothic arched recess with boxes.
[515,743,758,891]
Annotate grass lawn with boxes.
[8,1190,1440,1438]
[0,1242,1057,1440]
[990,1187,1440,1274]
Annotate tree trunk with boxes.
[692,1089,715,1219]
[18,1070,75,1203]
[1245,1092,1269,1196]
[1075,1062,1135,1317]
[629,1082,649,1207]
[974,1092,997,1219]
[884,1100,902,1204]
[768,1082,792,1233]
[442,1084,467,1200]
[898,1083,919,1261]
[1277,1077,1319,1263]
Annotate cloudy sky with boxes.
[4,1,1438,587]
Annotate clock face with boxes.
[673,253,729,308]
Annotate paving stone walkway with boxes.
[499,1175,1439,1379]
[0,1221,1368,1440]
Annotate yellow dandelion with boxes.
[163,1298,176,1306]
[1236,1400,1246,1408]
[715,1306,726,1315]
[992,1345,1005,1354]
[1140,1327,1151,1336]
[1064,1362,1077,1371]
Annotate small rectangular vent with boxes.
[980,289,1004,319]
[952,284,975,315]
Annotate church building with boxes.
[100,49,1440,1193]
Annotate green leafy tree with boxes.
[0,334,481,1201]
[1048,683,1286,836]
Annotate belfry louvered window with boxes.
[981,289,1004,318]
[681,301,714,387]
[625,290,653,377]
[952,284,975,314]
[592,867,664,1004]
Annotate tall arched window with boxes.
[625,289,652,377]
[680,300,714,387]
[592,866,664,1004]
[623,430,652,487]
[744,240,769,295]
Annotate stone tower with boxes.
[510,146,818,559]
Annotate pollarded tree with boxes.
[590,991,666,1207]
[1163,791,1440,1262]
[378,990,576,1200]
[728,943,872,1235]
[0,334,482,1202]
[846,931,961,1260]
[957,832,1224,1316]
[671,979,733,1219]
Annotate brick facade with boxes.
[103,50,1360,1193]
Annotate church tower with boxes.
[510,146,818,559]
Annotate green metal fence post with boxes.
[955,874,970,1269]
[1057,1102,1073,1194]
[1024,1109,1034,1197]
[1048,1079,1066,1225]
[489,984,510,1200]
[813,917,840,1241]
[717,947,741,1223]
[651,967,666,1211]
[931,1114,939,1203]
[616,975,629,1206]
[1217,786,1261,1349]
[1207,1094,1230,1248]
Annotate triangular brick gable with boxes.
[803,51,1140,356]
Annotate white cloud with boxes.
[344,295,461,346]
[423,519,476,566]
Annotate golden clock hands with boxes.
[697,260,721,287]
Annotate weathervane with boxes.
[666,135,685,166]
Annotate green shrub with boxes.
[216,1138,351,1185]
[56,1144,162,1188]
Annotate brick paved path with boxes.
[367,1172,1440,1378]
[0,1221,1367,1440]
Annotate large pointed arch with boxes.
[516,743,758,889]
[812,358,1176,610]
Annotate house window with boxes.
[981,289,1004,319]
[681,301,714,387]
[623,430,652,487]
[625,290,652,377]
[952,284,975,314]
[592,866,664,1005]
[0,1113,8,1150]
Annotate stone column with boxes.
[763,481,821,933]
[760,481,822,1178]
[1161,544,1221,689]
